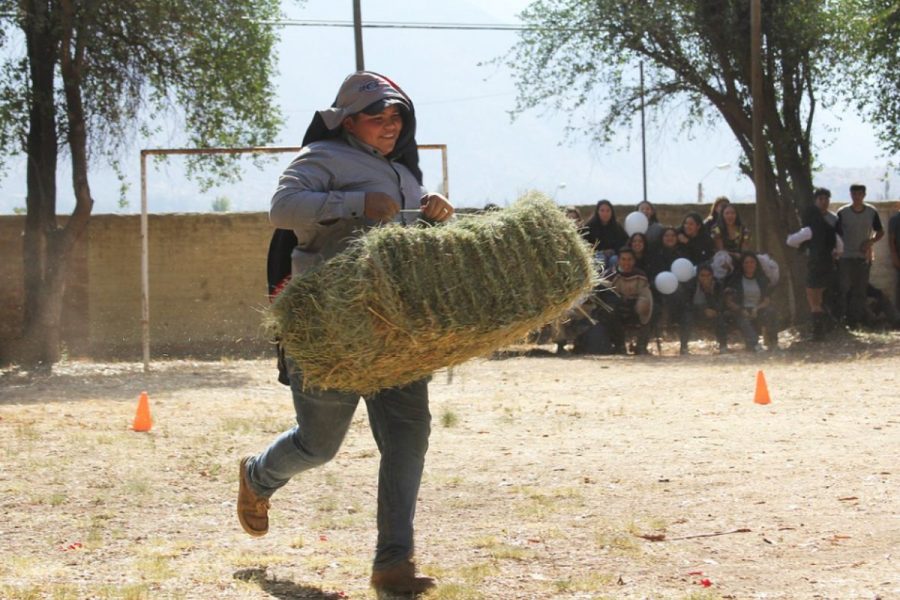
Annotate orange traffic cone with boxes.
[754,370,771,405]
[132,391,153,432]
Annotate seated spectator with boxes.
[636,200,665,249]
[582,199,628,269]
[703,195,731,230]
[865,283,900,329]
[646,226,689,333]
[678,212,715,265]
[646,226,687,280]
[627,232,650,274]
[678,263,728,355]
[724,252,779,351]
[564,205,584,229]
[711,204,752,260]
[595,248,653,355]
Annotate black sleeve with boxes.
[872,210,883,232]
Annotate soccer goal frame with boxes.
[139,143,449,371]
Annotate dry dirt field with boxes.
[1,333,898,600]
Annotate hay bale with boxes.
[266,192,597,393]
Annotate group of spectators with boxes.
[548,185,899,356]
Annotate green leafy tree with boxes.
[211,195,232,213]
[506,0,854,314]
[0,0,286,366]
[859,0,900,155]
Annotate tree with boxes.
[212,196,232,213]
[858,0,900,155]
[0,0,285,366]
[506,0,853,317]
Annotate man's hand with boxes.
[420,193,454,223]
[704,308,718,319]
[365,192,400,222]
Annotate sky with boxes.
[1,0,897,215]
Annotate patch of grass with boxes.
[471,535,534,561]
[16,423,40,441]
[228,551,291,569]
[488,543,534,561]
[595,528,641,556]
[440,409,459,428]
[553,572,615,592]
[0,585,41,600]
[498,406,516,424]
[135,554,174,582]
[513,485,584,520]
[48,492,67,507]
[457,561,499,584]
[681,592,722,600]
[220,417,256,434]
[123,478,150,496]
[422,582,484,600]
[93,584,151,599]
[289,536,305,549]
[315,495,339,512]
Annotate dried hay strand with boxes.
[266,192,597,394]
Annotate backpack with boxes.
[267,228,297,385]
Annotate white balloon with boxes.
[623,211,649,236]
[671,257,696,282]
[654,271,679,295]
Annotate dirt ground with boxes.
[1,332,898,600]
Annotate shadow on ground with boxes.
[234,568,348,599]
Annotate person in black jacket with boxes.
[679,263,728,354]
[786,187,841,340]
[582,199,628,268]
[677,212,715,265]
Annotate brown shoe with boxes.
[370,559,436,594]
[237,456,269,537]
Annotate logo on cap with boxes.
[360,81,379,92]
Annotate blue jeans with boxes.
[247,360,431,570]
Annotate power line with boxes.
[251,18,542,31]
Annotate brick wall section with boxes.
[0,216,89,359]
[83,213,273,358]
[1,202,898,361]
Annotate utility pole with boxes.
[640,61,647,203]
[751,0,765,252]
[353,0,364,71]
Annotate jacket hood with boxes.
[301,71,422,183]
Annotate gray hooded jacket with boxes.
[269,72,426,275]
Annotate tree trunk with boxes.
[19,0,94,368]
[21,0,61,366]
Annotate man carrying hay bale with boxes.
[237,71,452,595]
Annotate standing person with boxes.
[582,199,628,267]
[786,187,842,340]
[238,72,453,595]
[889,206,900,307]
[836,184,884,327]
